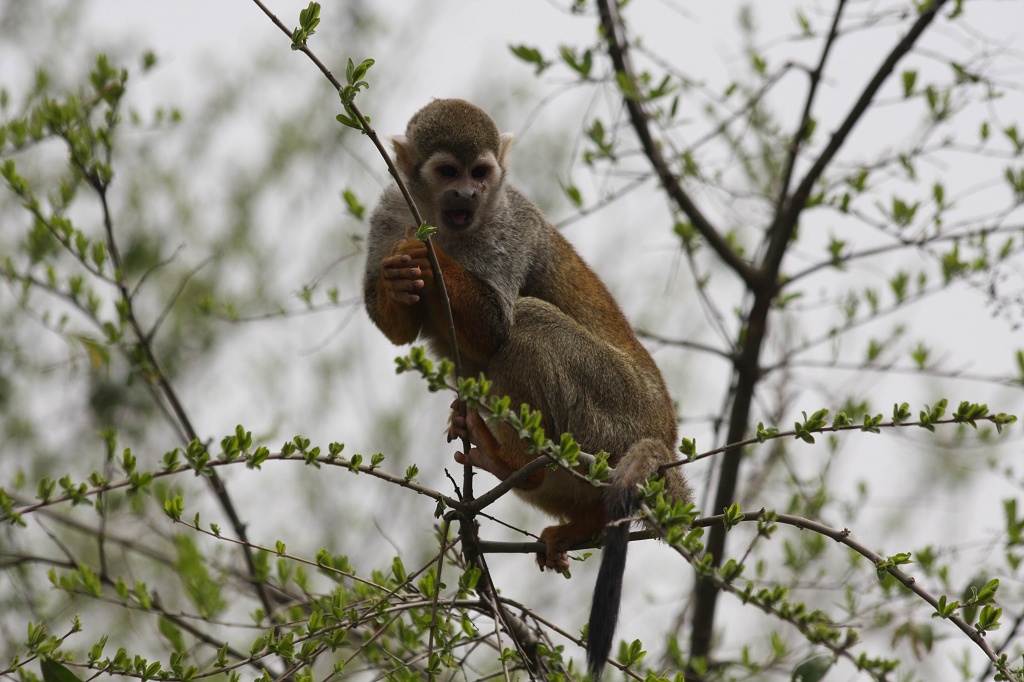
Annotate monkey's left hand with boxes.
[451,404,542,490]
[450,406,506,475]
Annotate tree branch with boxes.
[689,2,951,663]
[596,0,759,288]
[770,0,848,221]
[248,0,474,504]
[767,0,951,276]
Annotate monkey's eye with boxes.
[470,165,490,179]
[437,165,458,178]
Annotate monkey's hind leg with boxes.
[484,296,689,679]
[486,296,671,558]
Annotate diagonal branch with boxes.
[90,176,280,631]
[765,0,950,276]
[596,0,759,288]
[682,0,950,667]
[771,0,848,220]
[249,0,475,504]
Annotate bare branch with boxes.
[596,0,760,288]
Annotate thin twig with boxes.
[694,509,1011,674]
[426,518,451,679]
[248,0,473,505]
[76,144,279,626]
[770,0,848,224]
[596,0,757,287]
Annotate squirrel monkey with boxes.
[363,99,692,678]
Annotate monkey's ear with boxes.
[391,135,417,178]
[498,132,515,168]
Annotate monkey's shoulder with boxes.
[368,185,415,233]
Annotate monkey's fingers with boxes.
[448,410,468,443]
[381,254,426,276]
[382,265,427,302]
[391,292,421,305]
[453,442,509,480]
[462,408,491,444]
[383,252,433,289]
[537,550,570,573]
[383,279,423,305]
[453,447,478,466]
[391,239,429,260]
[382,265,425,283]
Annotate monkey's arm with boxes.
[391,238,510,367]
[365,247,427,345]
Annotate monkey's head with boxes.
[392,99,514,233]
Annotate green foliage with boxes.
[290,2,320,50]
[791,654,832,682]
[41,659,82,682]
[414,221,437,240]
[509,44,550,75]
[172,534,226,618]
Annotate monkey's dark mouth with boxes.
[444,210,475,228]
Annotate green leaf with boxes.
[173,534,226,618]
[978,578,999,603]
[41,659,82,682]
[349,58,375,84]
[794,10,811,36]
[341,188,365,219]
[335,113,361,130]
[910,342,929,369]
[615,71,641,101]
[250,636,267,657]
[891,197,919,227]
[559,46,593,77]
[509,45,549,75]
[562,181,582,207]
[755,422,778,443]
[291,1,320,48]
[751,53,767,76]
[723,503,744,529]
[163,495,184,521]
[933,594,959,618]
[415,222,438,240]
[158,617,185,653]
[1004,125,1023,155]
[901,70,917,98]
[976,605,1002,633]
[392,556,407,583]
[617,638,646,666]
[792,654,833,682]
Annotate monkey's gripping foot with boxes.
[451,405,516,480]
[446,399,465,443]
[538,517,604,573]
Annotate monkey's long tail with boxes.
[586,439,666,679]
[586,484,634,678]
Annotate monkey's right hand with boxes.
[381,238,433,304]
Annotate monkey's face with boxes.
[420,151,502,233]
